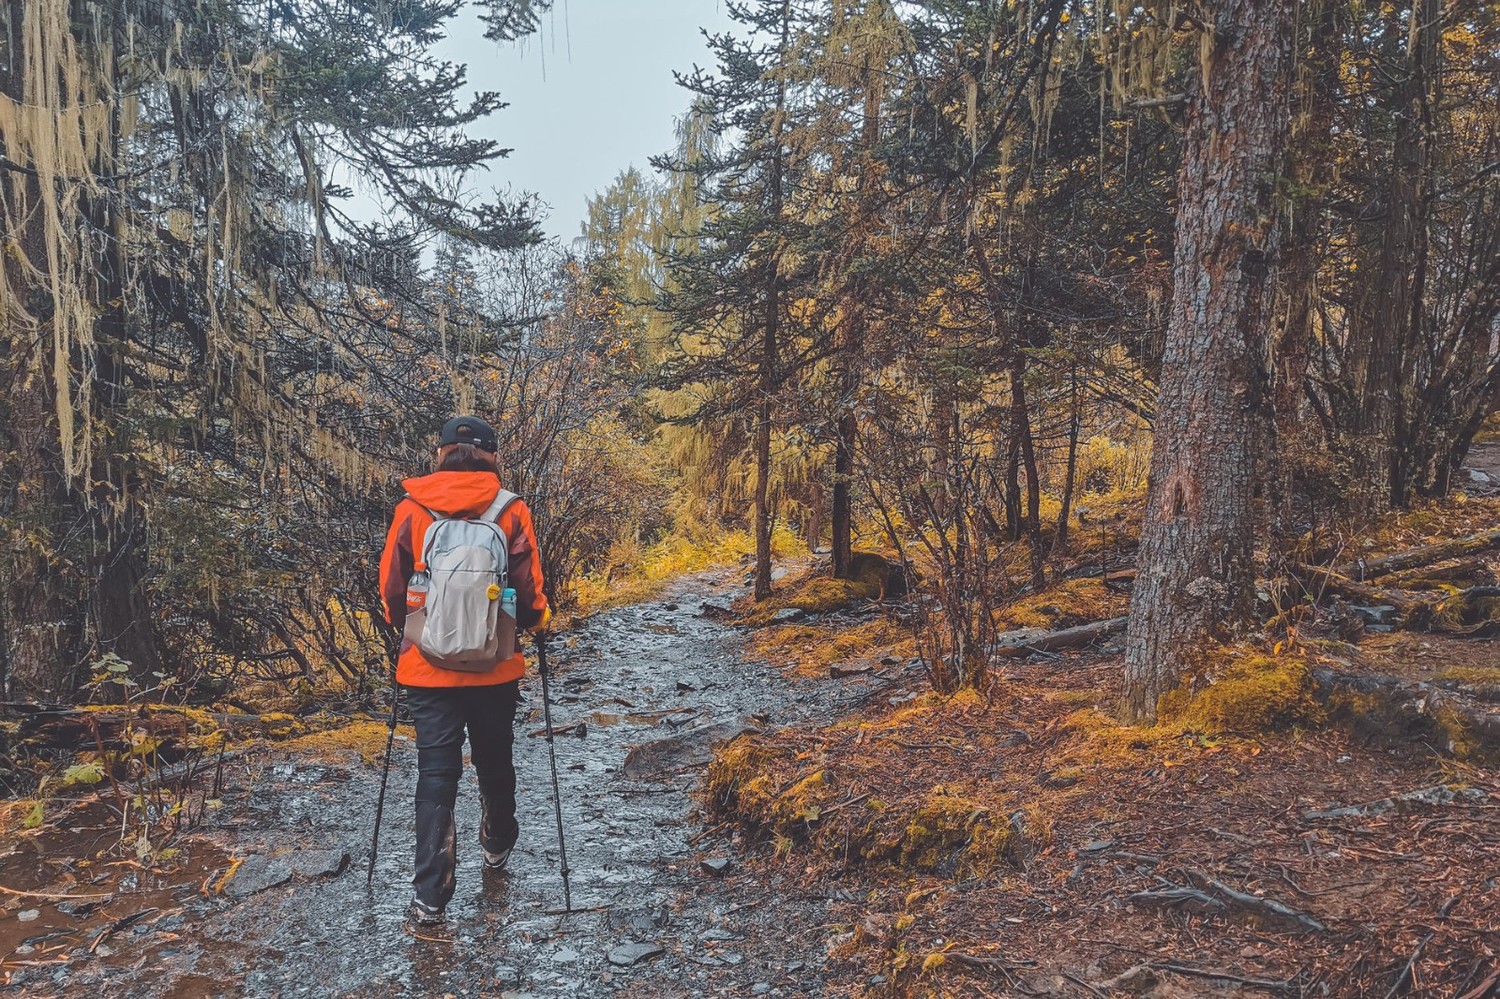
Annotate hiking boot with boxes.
[479,798,514,871]
[407,897,445,926]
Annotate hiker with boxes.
[378,415,552,926]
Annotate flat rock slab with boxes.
[621,722,759,779]
[226,855,293,897]
[607,943,665,967]
[288,849,350,879]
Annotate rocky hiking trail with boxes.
[2,568,903,998]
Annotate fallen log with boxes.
[1335,528,1500,582]
[1382,558,1498,590]
[1287,568,1500,636]
[17,709,190,753]
[1302,784,1487,821]
[992,616,1127,658]
[1314,668,1500,760]
[1288,564,1421,614]
[1405,586,1500,635]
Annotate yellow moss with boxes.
[1158,650,1324,735]
[749,617,914,678]
[1436,666,1500,686]
[745,577,880,626]
[899,791,1009,876]
[703,736,779,818]
[774,769,829,825]
[277,720,405,765]
[575,524,801,612]
[998,578,1126,630]
[1432,705,1480,758]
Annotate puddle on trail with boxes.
[3,569,893,998]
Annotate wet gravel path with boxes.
[48,568,887,998]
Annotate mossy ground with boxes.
[708,587,1500,997]
[740,554,904,627]
[996,577,1127,630]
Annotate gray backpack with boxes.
[403,490,520,671]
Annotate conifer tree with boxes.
[0,0,544,698]
[658,0,820,600]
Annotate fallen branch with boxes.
[1151,962,1297,994]
[1383,558,1497,590]
[1302,784,1488,821]
[1457,969,1500,999]
[526,720,587,739]
[0,884,115,900]
[992,617,1127,658]
[945,952,1037,973]
[1383,895,1460,999]
[1335,529,1500,581]
[1127,886,1224,914]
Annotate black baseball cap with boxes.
[439,415,497,453]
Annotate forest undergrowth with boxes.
[703,495,1500,998]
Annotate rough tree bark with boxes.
[1122,0,1295,722]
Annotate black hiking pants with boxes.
[405,680,521,909]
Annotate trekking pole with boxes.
[367,665,400,890]
[535,634,573,912]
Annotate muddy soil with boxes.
[3,568,894,998]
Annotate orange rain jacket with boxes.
[378,470,548,688]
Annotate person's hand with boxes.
[528,604,554,636]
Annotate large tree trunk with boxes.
[1122,0,1295,722]
[0,5,82,698]
[2,3,159,697]
[86,204,161,679]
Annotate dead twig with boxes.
[819,792,872,815]
[1456,969,1500,999]
[0,884,115,901]
[1383,895,1460,999]
[1152,962,1297,994]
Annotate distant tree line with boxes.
[587,0,1499,710]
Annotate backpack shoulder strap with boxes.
[481,489,521,526]
[407,495,450,571]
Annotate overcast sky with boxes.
[435,0,735,245]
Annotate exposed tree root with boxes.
[1130,870,1325,934]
